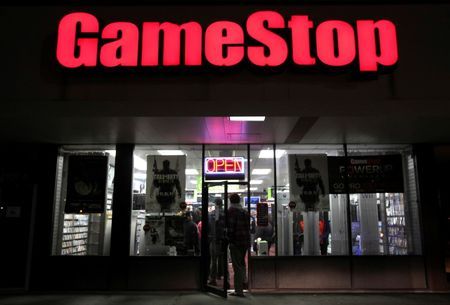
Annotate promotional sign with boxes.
[65,155,108,213]
[146,155,186,213]
[288,154,330,212]
[328,155,404,194]
[56,11,398,72]
[256,202,269,226]
[204,157,245,180]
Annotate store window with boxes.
[51,146,115,256]
[131,145,202,256]
[249,145,276,256]
[276,145,348,256]
[347,145,422,255]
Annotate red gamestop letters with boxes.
[56,11,398,72]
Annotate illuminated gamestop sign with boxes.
[56,11,398,72]
[205,157,245,180]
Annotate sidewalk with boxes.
[1,293,450,305]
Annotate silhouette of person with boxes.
[150,159,182,212]
[295,158,325,211]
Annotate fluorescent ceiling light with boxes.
[157,150,185,155]
[258,149,286,159]
[250,187,258,191]
[250,180,263,185]
[214,194,222,197]
[229,116,266,121]
[185,169,199,175]
[252,168,271,175]
[134,155,147,171]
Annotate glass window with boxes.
[250,145,276,256]
[347,145,422,255]
[51,146,115,256]
[131,145,202,256]
[276,145,348,256]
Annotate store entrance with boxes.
[202,181,250,298]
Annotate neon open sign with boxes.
[205,157,245,180]
[56,11,398,72]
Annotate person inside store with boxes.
[183,211,199,255]
[253,218,274,255]
[208,198,227,286]
[319,215,331,256]
[227,193,250,297]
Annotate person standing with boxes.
[227,193,250,297]
[183,212,199,255]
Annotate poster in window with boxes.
[328,155,404,194]
[146,155,186,213]
[164,215,185,252]
[65,155,108,213]
[288,154,330,212]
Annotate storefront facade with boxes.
[0,1,449,293]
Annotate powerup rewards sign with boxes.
[56,11,398,72]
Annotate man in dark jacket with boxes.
[183,212,199,255]
[227,193,250,297]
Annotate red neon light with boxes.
[56,12,99,68]
[247,11,288,66]
[56,11,399,72]
[288,16,316,65]
[357,20,398,72]
[141,22,202,66]
[206,158,244,174]
[100,22,139,67]
[205,21,244,66]
[316,21,356,66]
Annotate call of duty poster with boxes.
[145,155,186,213]
[288,154,330,212]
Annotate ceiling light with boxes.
[258,149,286,159]
[229,116,266,121]
[185,169,199,175]
[250,180,263,185]
[250,187,258,191]
[252,168,271,175]
[157,150,185,155]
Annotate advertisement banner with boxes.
[288,154,330,212]
[256,202,269,226]
[328,155,404,194]
[65,155,108,213]
[146,155,186,213]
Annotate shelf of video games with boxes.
[385,193,408,255]
[60,193,112,256]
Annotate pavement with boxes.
[1,293,450,305]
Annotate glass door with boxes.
[203,181,229,297]
[202,181,250,298]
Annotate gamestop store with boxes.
[0,1,449,294]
